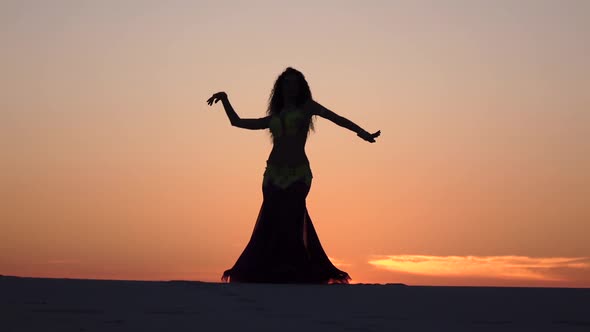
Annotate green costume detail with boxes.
[263,161,313,189]
[269,109,306,138]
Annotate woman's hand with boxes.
[207,92,228,106]
[357,130,381,143]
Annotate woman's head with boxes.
[267,67,312,115]
[267,67,315,139]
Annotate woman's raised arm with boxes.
[305,99,381,142]
[207,92,270,130]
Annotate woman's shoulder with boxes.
[303,99,330,117]
[299,99,319,117]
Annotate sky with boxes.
[1,0,589,287]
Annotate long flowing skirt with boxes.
[221,179,351,284]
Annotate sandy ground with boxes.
[1,275,589,331]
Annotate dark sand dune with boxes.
[1,275,589,331]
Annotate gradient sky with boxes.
[2,0,589,287]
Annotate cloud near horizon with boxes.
[328,256,351,268]
[368,255,590,282]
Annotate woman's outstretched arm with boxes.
[306,99,381,142]
[207,91,270,130]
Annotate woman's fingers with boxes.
[357,130,377,142]
[207,93,222,106]
[364,132,376,142]
[365,130,380,142]
[206,92,227,106]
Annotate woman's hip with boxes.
[262,161,313,193]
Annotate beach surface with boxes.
[1,275,589,331]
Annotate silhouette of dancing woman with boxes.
[207,67,380,284]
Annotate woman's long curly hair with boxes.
[267,67,315,138]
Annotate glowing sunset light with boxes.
[368,255,590,281]
[327,256,351,268]
[2,1,588,287]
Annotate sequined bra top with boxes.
[268,108,309,138]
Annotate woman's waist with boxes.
[266,151,309,168]
[264,159,312,176]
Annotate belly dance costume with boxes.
[221,107,351,284]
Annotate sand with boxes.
[1,275,589,331]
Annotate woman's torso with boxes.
[267,105,312,167]
[264,105,313,189]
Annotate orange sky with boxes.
[2,0,589,287]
